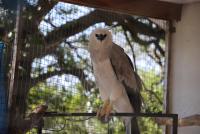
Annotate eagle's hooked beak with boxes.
[95,34,107,41]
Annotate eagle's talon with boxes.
[100,99,109,116]
[96,99,113,123]
[105,102,112,119]
[96,107,102,119]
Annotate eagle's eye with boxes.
[95,34,107,41]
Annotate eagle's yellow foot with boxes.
[97,99,112,123]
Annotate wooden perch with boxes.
[155,114,200,127]
[22,104,48,133]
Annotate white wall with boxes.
[169,2,200,134]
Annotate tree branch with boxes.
[31,65,94,91]
[28,0,58,24]
[24,8,166,62]
[140,80,163,106]
[22,104,48,133]
[122,27,138,73]
[44,9,165,49]
[44,9,119,45]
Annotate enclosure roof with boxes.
[159,0,200,3]
[59,0,182,21]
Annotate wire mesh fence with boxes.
[1,0,170,133]
[0,1,17,132]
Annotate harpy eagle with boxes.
[88,28,142,134]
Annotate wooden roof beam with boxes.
[58,0,182,21]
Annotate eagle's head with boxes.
[89,28,113,51]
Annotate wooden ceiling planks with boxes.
[58,0,182,21]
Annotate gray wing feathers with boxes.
[110,43,142,113]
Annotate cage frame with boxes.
[36,112,178,134]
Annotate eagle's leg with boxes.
[96,99,112,123]
[97,99,109,117]
[105,101,113,119]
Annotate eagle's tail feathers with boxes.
[131,117,140,134]
[125,118,140,134]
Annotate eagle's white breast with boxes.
[93,59,119,100]
[93,59,133,113]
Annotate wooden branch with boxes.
[44,9,120,45]
[22,104,48,133]
[123,28,137,73]
[121,17,165,40]
[155,114,200,127]
[23,4,166,61]
[59,0,182,21]
[44,9,165,54]
[31,65,95,91]
[28,0,58,23]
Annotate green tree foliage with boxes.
[1,0,166,133]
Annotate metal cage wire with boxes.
[0,0,178,134]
